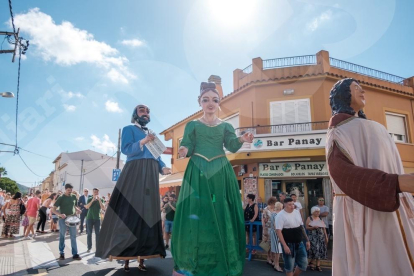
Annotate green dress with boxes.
[172,120,245,276]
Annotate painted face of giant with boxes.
[199,91,220,115]
[349,81,366,112]
[133,105,151,126]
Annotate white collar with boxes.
[134,122,151,133]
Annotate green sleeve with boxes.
[54,197,61,208]
[87,198,92,204]
[180,121,196,157]
[224,122,243,153]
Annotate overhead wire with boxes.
[8,0,16,34]
[66,152,117,176]
[17,152,48,178]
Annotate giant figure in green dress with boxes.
[172,82,254,276]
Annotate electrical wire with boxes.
[0,142,16,147]
[18,153,48,177]
[8,0,16,34]
[66,152,117,176]
[18,147,53,160]
[14,46,21,150]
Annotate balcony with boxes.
[235,121,329,136]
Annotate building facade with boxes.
[160,50,414,221]
[52,149,124,196]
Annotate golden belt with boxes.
[193,153,226,162]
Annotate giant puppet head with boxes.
[329,78,367,119]
[131,104,151,126]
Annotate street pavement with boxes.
[0,222,332,276]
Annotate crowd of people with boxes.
[244,193,330,274]
[0,185,111,260]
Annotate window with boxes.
[386,112,408,143]
[269,99,311,133]
[223,113,239,129]
[177,138,183,159]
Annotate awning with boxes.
[159,172,184,187]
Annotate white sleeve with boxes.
[275,213,284,230]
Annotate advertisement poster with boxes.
[243,177,258,203]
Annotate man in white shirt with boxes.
[276,198,310,276]
[291,194,303,220]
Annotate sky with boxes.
[0,0,413,187]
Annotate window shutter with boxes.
[386,114,406,136]
[270,102,283,125]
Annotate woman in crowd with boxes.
[172,82,254,276]
[21,195,29,235]
[262,197,278,267]
[1,192,11,223]
[244,193,259,254]
[270,202,284,272]
[50,193,59,232]
[1,192,22,238]
[37,193,56,233]
[160,195,169,234]
[306,206,328,271]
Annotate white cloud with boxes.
[91,134,116,154]
[121,39,145,47]
[75,136,84,141]
[107,68,128,84]
[60,90,84,99]
[12,8,136,84]
[105,100,123,113]
[306,10,333,32]
[63,104,76,112]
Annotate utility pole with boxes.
[0,29,20,62]
[79,159,84,193]
[116,129,121,169]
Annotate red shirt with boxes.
[26,197,40,217]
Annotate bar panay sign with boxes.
[245,133,326,151]
[259,162,328,178]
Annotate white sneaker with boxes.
[23,236,31,240]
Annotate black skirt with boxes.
[95,159,166,258]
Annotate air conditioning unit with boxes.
[238,171,244,176]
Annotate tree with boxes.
[0,167,7,179]
[0,177,19,195]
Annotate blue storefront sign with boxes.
[112,169,121,181]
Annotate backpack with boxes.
[20,200,26,215]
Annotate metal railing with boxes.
[242,64,252,74]
[263,55,317,69]
[329,57,406,85]
[236,121,329,136]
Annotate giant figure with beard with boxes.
[96,104,171,272]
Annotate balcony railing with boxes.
[263,55,317,70]
[329,57,406,85]
[235,121,329,136]
[242,64,252,74]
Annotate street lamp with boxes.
[0,92,15,98]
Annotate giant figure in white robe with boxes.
[326,78,414,276]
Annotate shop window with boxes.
[386,112,408,143]
[269,99,311,133]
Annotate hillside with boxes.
[17,183,30,195]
